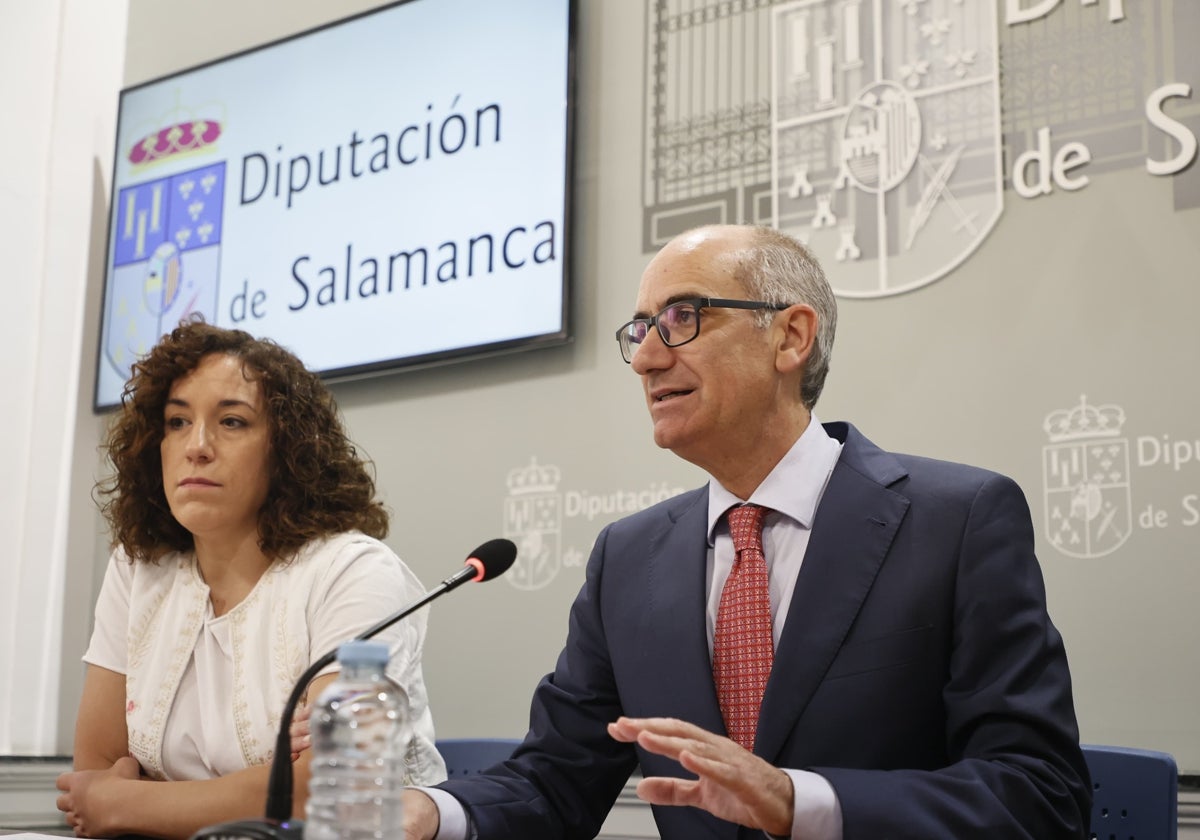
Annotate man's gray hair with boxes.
[733,226,838,410]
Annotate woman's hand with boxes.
[56,755,142,837]
[290,704,312,762]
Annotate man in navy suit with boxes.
[404,224,1091,839]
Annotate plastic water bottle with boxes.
[304,640,404,840]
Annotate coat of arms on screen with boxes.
[103,119,225,383]
[1042,396,1132,559]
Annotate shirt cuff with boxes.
[416,786,472,840]
[775,769,843,840]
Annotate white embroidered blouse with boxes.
[84,531,446,784]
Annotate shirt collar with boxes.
[706,415,844,544]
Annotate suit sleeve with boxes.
[435,523,639,840]
[816,474,1091,840]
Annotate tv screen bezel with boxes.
[93,0,577,413]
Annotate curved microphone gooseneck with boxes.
[188,538,517,840]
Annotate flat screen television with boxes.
[94,0,575,411]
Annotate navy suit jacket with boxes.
[439,423,1091,839]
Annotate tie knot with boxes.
[727,504,767,555]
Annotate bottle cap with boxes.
[336,640,390,667]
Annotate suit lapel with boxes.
[754,427,911,762]
[641,488,727,736]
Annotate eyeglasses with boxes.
[614,297,791,364]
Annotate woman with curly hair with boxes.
[56,320,445,839]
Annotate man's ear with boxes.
[774,304,818,375]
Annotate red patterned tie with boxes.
[713,503,774,751]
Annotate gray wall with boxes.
[65,0,1200,775]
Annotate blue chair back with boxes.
[437,737,522,779]
[1082,743,1178,840]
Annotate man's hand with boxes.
[402,788,441,840]
[608,716,793,836]
[55,755,141,837]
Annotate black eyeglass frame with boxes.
[614,297,792,364]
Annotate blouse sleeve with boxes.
[82,550,135,674]
[303,535,429,680]
[302,534,445,784]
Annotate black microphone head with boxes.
[464,538,517,582]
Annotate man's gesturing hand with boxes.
[608,716,793,836]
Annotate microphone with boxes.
[189,538,517,840]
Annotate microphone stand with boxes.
[191,552,509,840]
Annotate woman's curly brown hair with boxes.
[97,319,389,562]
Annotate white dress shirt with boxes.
[706,416,844,840]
